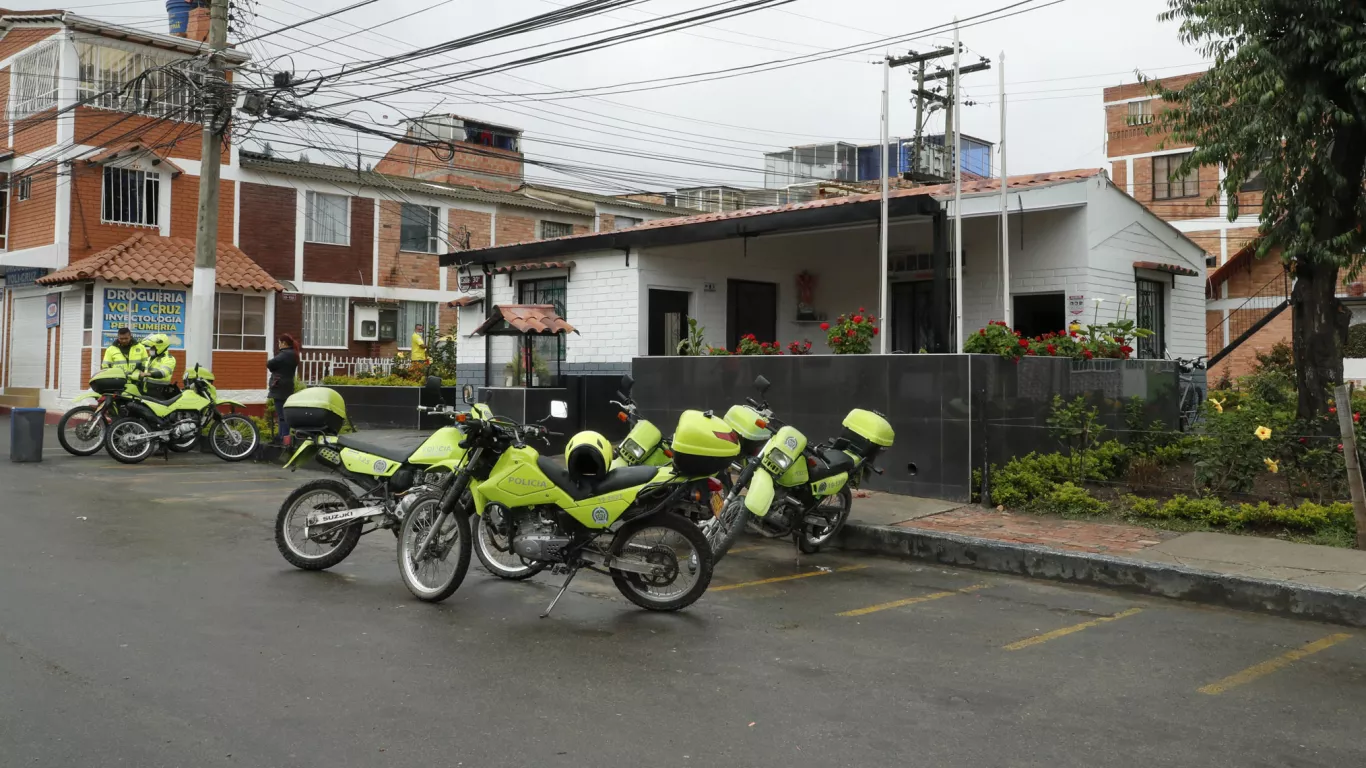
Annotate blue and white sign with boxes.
[4,267,48,289]
[45,293,60,328]
[102,287,186,348]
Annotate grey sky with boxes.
[45,0,1203,192]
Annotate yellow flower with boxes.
[1208,398,1224,414]
[396,352,407,359]
[1254,425,1272,441]
[1264,457,1279,473]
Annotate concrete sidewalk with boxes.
[842,492,1366,626]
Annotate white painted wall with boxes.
[959,207,1089,337]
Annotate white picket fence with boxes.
[298,353,395,384]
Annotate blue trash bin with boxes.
[9,407,45,463]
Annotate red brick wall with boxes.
[376,141,523,191]
[274,292,303,341]
[167,349,268,393]
[0,27,57,61]
[80,348,91,390]
[304,196,373,285]
[13,108,57,155]
[1209,312,1292,384]
[169,176,235,243]
[449,208,491,250]
[73,108,226,163]
[377,201,440,289]
[10,169,55,249]
[239,182,296,279]
[0,68,9,148]
[495,212,537,246]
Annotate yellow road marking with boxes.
[726,545,765,555]
[1198,633,1352,695]
[711,565,868,592]
[1003,608,1144,651]
[838,584,987,617]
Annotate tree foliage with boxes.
[1148,0,1366,420]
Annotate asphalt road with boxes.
[2,440,1365,767]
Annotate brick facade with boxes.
[377,201,440,289]
[376,141,523,191]
[304,197,373,285]
[168,175,235,242]
[238,183,296,279]
[9,170,55,250]
[495,212,537,246]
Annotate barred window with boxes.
[539,221,573,239]
[397,301,437,349]
[303,295,348,348]
[102,167,160,227]
[12,44,59,120]
[16,176,31,201]
[76,41,202,123]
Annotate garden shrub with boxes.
[1121,494,1354,538]
[321,375,457,387]
[1038,482,1107,518]
[1345,325,1366,359]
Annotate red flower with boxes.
[820,323,830,331]
[853,315,864,324]
[1339,443,1345,452]
[1018,339,1028,348]
[980,329,986,337]
[1330,407,1338,414]
[1083,349,1094,360]
[1355,412,1361,423]
[1026,348,1036,356]
[859,306,866,312]
[1069,331,1078,338]
[872,327,879,335]
[1047,344,1056,355]
[847,328,856,337]
[1299,437,1308,444]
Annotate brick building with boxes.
[0,7,694,413]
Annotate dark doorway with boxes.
[1135,278,1166,359]
[891,281,935,353]
[648,289,690,356]
[727,279,777,350]
[1012,293,1066,338]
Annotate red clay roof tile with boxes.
[37,233,282,292]
[470,304,577,336]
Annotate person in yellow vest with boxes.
[410,324,428,362]
[102,327,149,373]
[138,333,179,398]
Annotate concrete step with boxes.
[0,393,41,409]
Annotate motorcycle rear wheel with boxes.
[275,479,364,570]
[474,512,546,580]
[610,512,713,612]
[209,414,259,461]
[57,405,106,456]
[105,417,155,464]
[398,493,472,603]
[796,487,852,554]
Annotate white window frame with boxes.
[397,301,438,350]
[75,39,202,123]
[304,191,351,246]
[539,220,574,239]
[101,166,161,227]
[15,176,31,201]
[213,293,268,351]
[302,295,349,349]
[615,216,643,229]
[11,43,59,120]
[1153,152,1200,201]
[1125,99,1154,126]
[399,203,440,254]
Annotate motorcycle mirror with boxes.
[422,375,442,401]
[620,373,634,395]
[462,384,475,405]
[754,375,771,394]
[549,400,568,420]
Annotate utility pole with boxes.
[952,19,963,351]
[878,57,890,355]
[187,0,230,371]
[999,50,1010,326]
[891,46,953,178]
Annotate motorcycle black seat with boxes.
[338,433,432,463]
[138,394,181,406]
[536,457,660,502]
[809,448,857,481]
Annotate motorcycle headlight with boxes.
[622,439,646,461]
[766,448,793,472]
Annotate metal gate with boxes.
[8,295,46,388]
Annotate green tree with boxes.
[1148,0,1366,421]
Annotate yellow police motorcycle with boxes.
[104,365,259,464]
[58,368,195,456]
[398,378,738,616]
[274,387,486,572]
[713,375,894,559]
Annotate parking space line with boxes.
[1003,607,1143,651]
[1198,633,1352,695]
[838,584,987,617]
[726,545,765,555]
[711,565,868,592]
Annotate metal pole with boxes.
[1334,383,1366,549]
[912,60,926,177]
[187,0,230,371]
[879,57,891,355]
[952,20,963,351]
[999,50,1010,326]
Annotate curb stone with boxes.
[836,521,1366,629]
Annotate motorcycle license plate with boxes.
[710,492,724,517]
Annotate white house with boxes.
[441,169,1209,384]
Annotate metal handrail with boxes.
[1207,269,1291,366]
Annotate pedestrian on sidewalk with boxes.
[268,333,299,445]
[410,324,428,362]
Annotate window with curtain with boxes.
[11,43,58,120]
[400,204,439,253]
[214,294,267,351]
[519,277,567,362]
[1153,153,1200,200]
[305,191,350,245]
[303,295,348,348]
[397,301,438,348]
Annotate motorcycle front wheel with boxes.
[474,512,546,580]
[57,405,107,456]
[209,414,259,461]
[105,417,156,464]
[705,497,750,563]
[275,479,364,570]
[610,512,713,612]
[397,493,472,602]
[796,487,852,554]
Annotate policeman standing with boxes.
[139,333,179,398]
[102,327,149,373]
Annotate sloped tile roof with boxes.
[38,233,282,291]
[470,304,577,336]
[88,143,184,175]
[491,260,575,274]
[1134,260,1200,277]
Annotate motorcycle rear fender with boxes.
[744,469,774,517]
[73,391,98,403]
[215,398,246,409]
[339,447,402,477]
[283,435,337,470]
[809,472,849,497]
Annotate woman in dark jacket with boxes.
[267,333,300,444]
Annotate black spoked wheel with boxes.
[275,479,364,570]
[57,405,107,456]
[610,512,713,612]
[209,414,259,461]
[706,497,750,563]
[796,487,852,554]
[104,417,156,464]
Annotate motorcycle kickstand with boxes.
[541,567,580,619]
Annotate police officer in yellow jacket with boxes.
[102,327,149,374]
[139,333,178,398]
